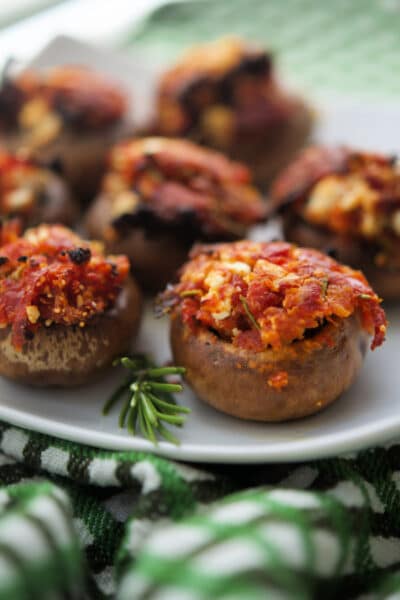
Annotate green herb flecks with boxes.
[180,289,202,298]
[321,277,329,298]
[103,354,189,445]
[240,295,260,331]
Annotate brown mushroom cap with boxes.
[86,191,196,292]
[0,277,142,386]
[171,311,368,421]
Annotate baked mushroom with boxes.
[0,65,129,201]
[158,240,386,421]
[0,149,77,228]
[85,137,266,290]
[151,37,313,187]
[0,224,142,386]
[271,146,400,300]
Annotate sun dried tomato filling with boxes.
[0,66,126,144]
[0,225,129,349]
[0,219,21,247]
[156,37,294,144]
[0,151,48,217]
[104,138,266,239]
[272,147,400,254]
[160,240,386,352]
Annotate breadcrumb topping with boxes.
[0,66,126,147]
[104,137,266,238]
[272,146,400,247]
[160,240,387,352]
[0,225,129,349]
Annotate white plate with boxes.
[0,36,399,464]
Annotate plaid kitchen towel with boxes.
[0,1,399,599]
[1,420,400,599]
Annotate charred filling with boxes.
[158,50,292,140]
[178,53,271,119]
[0,67,125,135]
[106,144,265,241]
[206,318,327,346]
[112,204,227,245]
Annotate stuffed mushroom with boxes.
[0,224,142,386]
[0,149,77,228]
[272,146,400,300]
[86,137,266,290]
[159,240,386,421]
[0,65,129,201]
[152,37,313,186]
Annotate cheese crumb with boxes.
[26,305,40,324]
[212,310,231,321]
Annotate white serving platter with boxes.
[0,35,398,463]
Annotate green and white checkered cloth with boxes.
[2,420,400,599]
[1,1,400,598]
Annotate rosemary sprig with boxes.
[102,354,189,445]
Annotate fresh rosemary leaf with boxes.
[146,366,186,377]
[321,277,329,298]
[142,394,158,426]
[150,394,191,414]
[240,295,261,331]
[156,412,186,426]
[127,404,138,435]
[103,354,189,445]
[157,423,180,445]
[119,396,131,428]
[102,377,130,415]
[180,289,202,298]
[148,382,183,393]
[120,357,138,370]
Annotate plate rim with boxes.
[0,403,398,463]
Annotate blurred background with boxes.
[1,0,400,101]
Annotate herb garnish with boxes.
[321,277,329,298]
[180,289,202,297]
[240,295,260,330]
[103,354,190,445]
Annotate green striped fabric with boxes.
[128,0,400,101]
[0,477,83,599]
[1,420,400,598]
